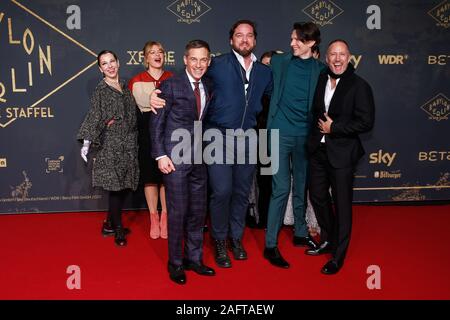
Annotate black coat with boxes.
[307,65,375,168]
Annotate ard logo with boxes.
[420,93,450,121]
[302,0,344,26]
[428,0,449,28]
[0,0,96,129]
[167,0,212,24]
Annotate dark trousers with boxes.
[108,190,129,229]
[308,144,354,264]
[208,132,256,240]
[208,162,256,240]
[164,164,207,266]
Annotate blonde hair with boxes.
[142,41,164,69]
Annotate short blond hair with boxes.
[142,41,164,69]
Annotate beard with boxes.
[232,43,255,57]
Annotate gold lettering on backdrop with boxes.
[2,14,52,100]
[350,55,362,68]
[127,50,139,65]
[8,18,20,44]
[22,28,34,54]
[28,62,33,86]
[0,82,6,103]
[39,45,52,75]
[0,1,97,129]
[126,50,176,66]
[11,68,26,92]
[6,107,54,118]
[166,51,175,65]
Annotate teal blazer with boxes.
[267,53,326,130]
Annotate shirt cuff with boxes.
[156,155,167,161]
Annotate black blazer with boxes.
[307,66,375,169]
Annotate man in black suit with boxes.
[150,40,215,284]
[305,39,375,275]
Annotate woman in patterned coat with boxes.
[77,50,139,247]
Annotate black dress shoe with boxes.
[229,238,248,260]
[214,239,232,268]
[168,263,186,285]
[321,260,342,275]
[305,241,332,256]
[263,247,290,269]
[114,228,127,247]
[102,220,130,237]
[184,260,216,276]
[293,235,318,249]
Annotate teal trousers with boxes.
[265,134,308,248]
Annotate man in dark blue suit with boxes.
[151,20,273,269]
[203,20,273,268]
[150,40,215,285]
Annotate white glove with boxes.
[81,140,90,163]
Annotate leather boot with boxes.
[160,211,168,239]
[150,212,160,239]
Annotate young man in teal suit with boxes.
[264,22,326,268]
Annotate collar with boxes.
[232,49,257,68]
[185,69,202,85]
[327,63,355,79]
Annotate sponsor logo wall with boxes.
[0,0,448,213]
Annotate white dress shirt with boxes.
[232,49,257,93]
[321,76,340,143]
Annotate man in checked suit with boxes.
[150,40,215,285]
[305,39,375,274]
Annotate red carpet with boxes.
[1,205,449,300]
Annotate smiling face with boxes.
[183,47,210,81]
[290,29,315,59]
[326,41,351,75]
[98,52,119,80]
[145,44,165,70]
[230,23,256,57]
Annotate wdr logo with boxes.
[378,55,408,64]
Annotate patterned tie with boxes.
[193,81,201,119]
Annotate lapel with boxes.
[316,74,328,115]
[181,71,199,118]
[200,80,212,121]
[231,52,248,97]
[327,74,352,115]
[247,62,257,98]
[277,53,292,103]
[308,61,321,112]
